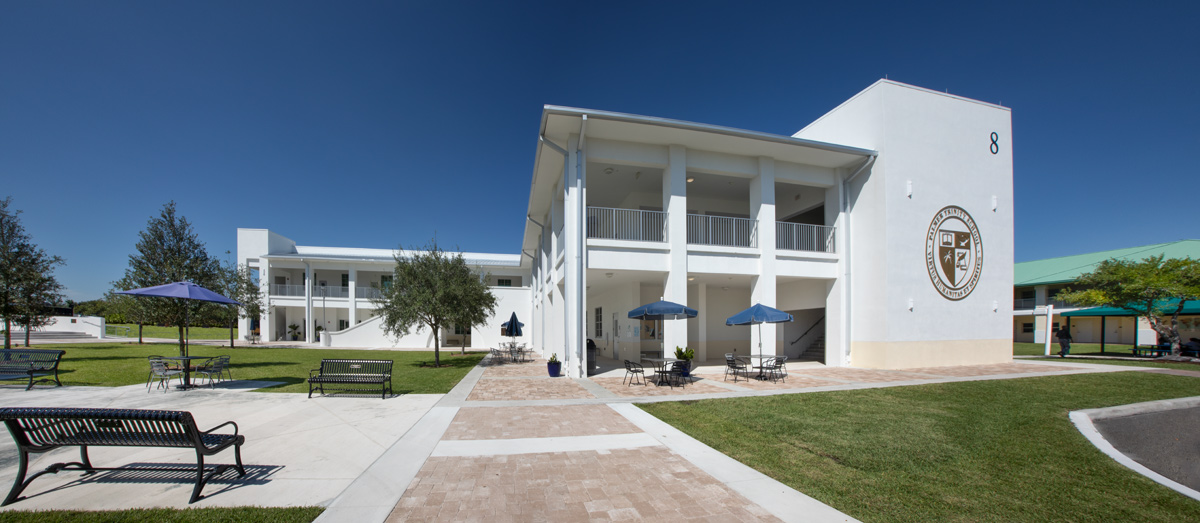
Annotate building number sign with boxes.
[990,132,999,154]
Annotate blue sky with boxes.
[2,2,1197,301]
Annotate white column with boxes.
[304,262,314,343]
[750,157,777,355]
[662,144,688,356]
[564,134,584,377]
[696,282,707,361]
[348,267,358,325]
[260,262,272,341]
[824,183,848,366]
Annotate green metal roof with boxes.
[1062,299,1200,317]
[1014,240,1200,286]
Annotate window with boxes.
[1022,323,1033,333]
[595,307,603,337]
[338,320,349,330]
[380,275,393,290]
[454,325,470,335]
[496,278,512,287]
[1020,290,1035,299]
[341,274,349,287]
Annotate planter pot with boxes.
[547,362,562,377]
[680,360,692,377]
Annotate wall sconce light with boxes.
[907,298,915,312]
[906,180,913,199]
[992,195,998,212]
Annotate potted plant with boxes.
[288,323,300,341]
[673,346,695,377]
[547,353,561,377]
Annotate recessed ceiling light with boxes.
[604,167,614,174]
[687,277,695,281]
[605,272,613,278]
[686,177,694,183]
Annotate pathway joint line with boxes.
[431,432,661,457]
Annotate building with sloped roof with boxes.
[1013,240,1200,345]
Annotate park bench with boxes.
[0,349,65,391]
[308,359,393,399]
[1131,346,1173,357]
[0,407,246,505]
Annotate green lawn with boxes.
[108,323,237,340]
[641,372,1200,522]
[0,507,323,522]
[1015,342,1200,371]
[49,343,483,394]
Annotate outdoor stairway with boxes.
[795,335,825,362]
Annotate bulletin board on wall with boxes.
[640,320,660,340]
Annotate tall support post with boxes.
[259,262,271,341]
[662,145,689,356]
[1043,304,1055,356]
[826,174,849,366]
[750,157,777,355]
[348,267,358,326]
[304,262,314,343]
[696,283,707,361]
[564,134,585,377]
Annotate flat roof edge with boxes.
[542,105,878,158]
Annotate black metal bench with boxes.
[308,359,393,399]
[0,349,65,391]
[0,407,245,505]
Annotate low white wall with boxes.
[6,316,107,338]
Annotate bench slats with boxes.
[308,359,393,399]
[0,350,65,391]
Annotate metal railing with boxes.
[270,284,305,297]
[687,214,757,248]
[1014,298,1036,309]
[356,286,383,300]
[313,286,349,298]
[105,325,131,338]
[586,207,667,242]
[776,222,836,253]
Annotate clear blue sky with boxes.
[2,2,1197,301]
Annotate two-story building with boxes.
[240,79,1016,378]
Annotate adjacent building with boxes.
[240,79,1016,377]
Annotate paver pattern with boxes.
[715,375,843,390]
[385,448,782,522]
[796,367,936,382]
[591,377,732,397]
[467,377,596,401]
[482,359,551,377]
[901,363,1086,377]
[443,405,640,440]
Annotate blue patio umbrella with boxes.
[501,312,524,338]
[117,281,240,357]
[629,299,698,356]
[726,303,793,360]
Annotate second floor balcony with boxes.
[585,206,837,253]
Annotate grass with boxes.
[1015,342,1200,371]
[45,343,483,394]
[108,323,237,340]
[640,372,1200,522]
[0,507,323,522]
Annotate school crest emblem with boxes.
[925,205,983,301]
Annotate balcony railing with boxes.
[776,222,836,253]
[1014,298,1036,310]
[586,207,667,242]
[270,284,305,297]
[314,286,349,298]
[356,286,384,300]
[687,214,757,248]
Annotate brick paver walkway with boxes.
[591,377,732,397]
[443,405,640,440]
[467,377,596,401]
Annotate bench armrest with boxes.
[309,368,322,377]
[202,420,239,437]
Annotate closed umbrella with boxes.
[726,303,794,365]
[117,281,240,357]
[628,299,698,356]
[501,312,524,346]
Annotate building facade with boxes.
[240,80,1016,378]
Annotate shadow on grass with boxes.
[401,356,482,369]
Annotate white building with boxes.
[240,80,1015,378]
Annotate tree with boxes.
[216,260,264,347]
[374,240,497,367]
[0,197,65,349]
[112,202,221,355]
[12,251,65,346]
[1059,255,1200,356]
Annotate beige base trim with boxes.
[850,339,1011,369]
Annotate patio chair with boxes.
[655,361,687,389]
[194,357,224,388]
[766,356,788,382]
[147,359,182,393]
[218,355,233,381]
[724,353,748,382]
[623,360,646,386]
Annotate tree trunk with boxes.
[24,320,31,347]
[229,317,235,348]
[3,317,9,349]
[138,322,143,344]
[433,326,441,367]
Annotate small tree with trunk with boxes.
[113,202,221,355]
[1059,254,1200,356]
[374,240,496,367]
[0,197,65,349]
[216,261,264,347]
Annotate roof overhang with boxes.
[521,106,878,256]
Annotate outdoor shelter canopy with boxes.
[1062,299,1200,317]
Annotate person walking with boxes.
[1056,325,1073,357]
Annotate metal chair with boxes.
[218,355,233,381]
[656,361,687,389]
[194,357,224,388]
[623,360,646,386]
[147,359,182,392]
[724,353,748,382]
[766,356,788,382]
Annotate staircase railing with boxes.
[789,316,825,357]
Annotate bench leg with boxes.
[79,446,94,472]
[2,450,29,506]
[190,451,205,503]
[234,444,246,477]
